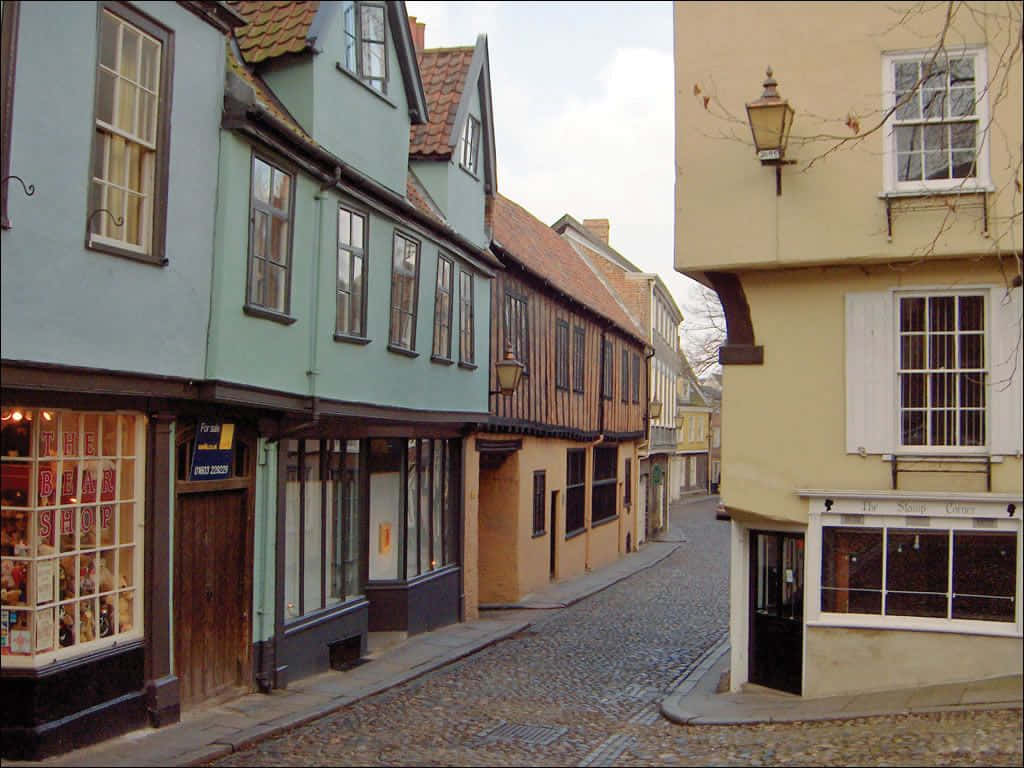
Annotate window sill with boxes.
[458,361,478,371]
[808,614,1020,639]
[335,62,397,109]
[87,237,166,267]
[565,526,586,541]
[879,184,995,200]
[243,304,297,325]
[431,355,455,366]
[532,529,546,539]
[387,343,419,358]
[591,514,619,529]
[334,332,372,345]
[458,163,480,181]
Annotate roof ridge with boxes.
[420,45,476,54]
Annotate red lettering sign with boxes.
[100,505,113,531]
[85,432,98,456]
[38,468,55,501]
[60,508,74,536]
[40,431,56,456]
[81,507,95,533]
[81,470,97,503]
[38,510,54,540]
[63,432,78,456]
[61,469,77,504]
[101,469,116,501]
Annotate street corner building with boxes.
[673,2,1023,698]
[0,0,502,758]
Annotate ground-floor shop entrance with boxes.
[748,530,804,695]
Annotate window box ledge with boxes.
[387,343,419,358]
[531,529,547,539]
[243,304,297,325]
[457,361,478,371]
[335,62,397,109]
[430,355,455,366]
[878,186,995,200]
[591,514,619,529]
[334,332,372,345]
[87,237,166,267]
[565,526,586,541]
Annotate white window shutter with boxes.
[845,292,895,454]
[990,286,1023,455]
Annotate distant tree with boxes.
[680,283,725,378]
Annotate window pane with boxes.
[951,150,975,179]
[900,335,924,369]
[930,372,954,407]
[924,150,949,180]
[336,293,350,335]
[959,409,984,446]
[100,13,119,70]
[952,532,1016,621]
[821,527,883,613]
[351,212,364,248]
[960,295,984,329]
[898,152,922,181]
[271,170,290,212]
[901,373,926,408]
[284,441,300,619]
[406,441,419,578]
[895,125,920,153]
[885,529,948,618]
[120,25,139,82]
[419,441,431,572]
[350,256,364,335]
[363,42,385,81]
[247,254,261,305]
[97,71,116,126]
[252,159,271,204]
[140,37,160,91]
[432,440,443,569]
[266,263,286,312]
[253,211,268,262]
[115,79,137,135]
[444,441,459,566]
[900,297,925,332]
[950,122,975,150]
[928,333,954,368]
[959,334,983,369]
[338,209,352,247]
[303,444,322,612]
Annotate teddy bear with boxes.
[79,606,95,643]
[1,559,26,605]
[118,593,133,633]
[79,561,96,596]
[98,562,115,594]
[59,606,74,647]
[99,597,114,638]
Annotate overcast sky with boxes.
[406,1,705,319]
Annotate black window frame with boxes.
[572,325,585,393]
[245,152,296,322]
[335,204,369,341]
[341,0,388,95]
[1,0,22,231]
[591,445,618,525]
[632,353,641,403]
[388,230,421,354]
[565,448,586,537]
[555,320,570,390]
[85,1,174,266]
[601,339,614,401]
[621,348,630,403]
[458,269,475,366]
[624,458,632,507]
[431,253,455,361]
[532,470,546,536]
[504,290,528,374]
[459,114,481,176]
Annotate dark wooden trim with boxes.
[430,355,455,366]
[85,239,167,267]
[243,304,298,325]
[718,344,765,365]
[458,361,478,371]
[1,1,20,230]
[86,2,174,266]
[282,598,370,636]
[334,332,372,345]
[0,638,144,679]
[387,343,420,358]
[274,436,288,685]
[389,229,422,352]
[565,526,586,541]
[475,438,522,453]
[2,360,199,399]
[336,201,371,338]
[705,271,764,365]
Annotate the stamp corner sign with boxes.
[189,421,235,481]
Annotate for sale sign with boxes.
[188,422,235,481]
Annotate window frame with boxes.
[85,1,174,266]
[341,1,389,95]
[591,445,618,525]
[621,349,630,403]
[565,448,586,537]
[632,353,641,403]
[388,230,421,354]
[245,153,296,320]
[623,458,632,507]
[555,320,570,391]
[431,253,455,362]
[532,470,546,537]
[458,269,475,367]
[882,46,991,195]
[601,339,614,401]
[459,114,481,177]
[895,289,988,452]
[572,326,586,394]
[810,511,1021,637]
[335,204,369,341]
[503,290,529,374]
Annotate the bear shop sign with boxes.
[188,422,235,481]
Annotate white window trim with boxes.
[892,287,991,455]
[803,494,1022,639]
[881,46,992,196]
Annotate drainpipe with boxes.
[306,173,335,416]
[255,438,274,692]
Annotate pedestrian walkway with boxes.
[8,538,681,768]
[662,639,1023,726]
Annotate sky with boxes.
[405,1,705,319]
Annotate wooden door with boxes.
[749,531,804,695]
[174,489,249,709]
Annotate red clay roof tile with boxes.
[410,46,475,158]
[228,1,319,65]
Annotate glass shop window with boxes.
[283,439,365,622]
[1,408,144,666]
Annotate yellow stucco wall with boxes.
[805,626,1024,698]
[477,449,520,604]
[462,436,480,620]
[673,1,1023,273]
[722,258,1022,527]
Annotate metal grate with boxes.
[477,720,567,746]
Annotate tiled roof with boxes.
[228,1,319,64]
[226,42,312,142]
[410,46,475,158]
[492,195,645,343]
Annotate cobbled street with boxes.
[209,497,1023,767]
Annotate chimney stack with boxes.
[583,218,610,244]
[408,16,425,54]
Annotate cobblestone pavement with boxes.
[210,498,1023,767]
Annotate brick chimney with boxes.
[583,218,610,244]
[408,16,425,54]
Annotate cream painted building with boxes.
[674,2,1022,697]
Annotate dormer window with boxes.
[459,115,481,176]
[342,1,387,94]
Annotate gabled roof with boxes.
[492,195,645,345]
[228,1,428,123]
[410,36,497,194]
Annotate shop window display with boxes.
[1,409,144,665]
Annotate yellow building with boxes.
[675,354,711,495]
[674,2,1022,697]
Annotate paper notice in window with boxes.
[36,610,54,652]
[37,561,54,605]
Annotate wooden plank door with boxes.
[174,489,248,709]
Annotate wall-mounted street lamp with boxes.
[675,411,685,431]
[490,343,524,397]
[745,67,796,196]
[649,399,663,421]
